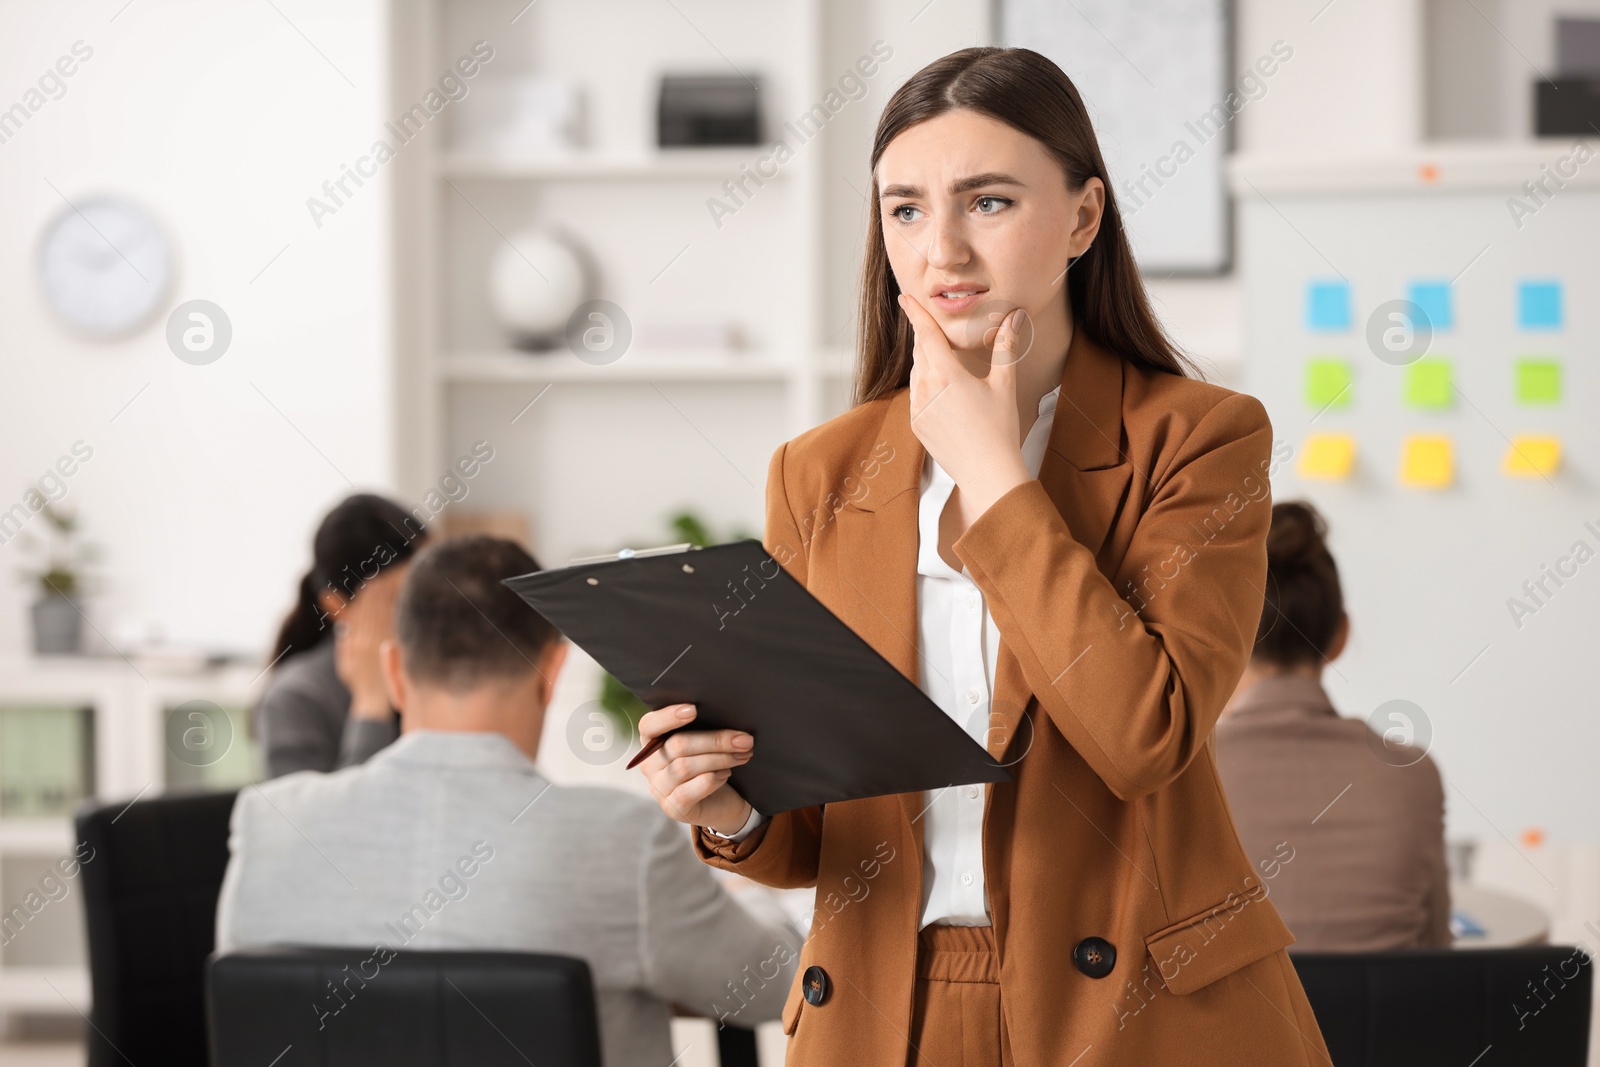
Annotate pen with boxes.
[625,725,683,771]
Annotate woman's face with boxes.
[876,108,1101,359]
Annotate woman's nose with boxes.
[924,214,972,272]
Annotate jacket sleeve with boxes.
[691,440,825,888]
[952,392,1275,801]
[639,815,802,1024]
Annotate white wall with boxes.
[1236,0,1424,152]
[0,0,393,658]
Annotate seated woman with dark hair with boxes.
[253,493,428,777]
[1215,500,1452,951]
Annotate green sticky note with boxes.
[1515,358,1561,404]
[1405,358,1453,409]
[1306,358,1351,409]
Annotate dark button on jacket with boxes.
[1073,937,1116,978]
[802,965,831,1005]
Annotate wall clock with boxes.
[38,195,174,338]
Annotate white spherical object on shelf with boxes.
[487,229,589,349]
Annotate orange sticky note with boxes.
[1400,434,1453,488]
[1502,435,1561,477]
[1298,433,1356,480]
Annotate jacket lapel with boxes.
[988,331,1134,766]
[835,327,1135,845]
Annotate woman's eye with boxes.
[891,204,921,223]
[975,195,1012,214]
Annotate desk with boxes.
[1450,882,1550,948]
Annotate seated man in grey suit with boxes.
[216,535,801,1067]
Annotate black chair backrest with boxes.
[1293,946,1592,1066]
[207,946,603,1067]
[75,788,239,1067]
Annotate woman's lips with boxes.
[929,287,989,313]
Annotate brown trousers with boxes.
[906,924,1016,1067]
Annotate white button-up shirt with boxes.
[709,385,1063,930]
[914,384,1060,928]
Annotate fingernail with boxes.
[1008,309,1024,331]
[731,733,753,750]
[676,706,694,720]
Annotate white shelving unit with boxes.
[391,0,848,565]
[439,147,775,180]
[0,656,264,1022]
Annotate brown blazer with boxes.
[694,327,1331,1065]
[1215,673,1453,952]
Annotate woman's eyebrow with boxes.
[950,172,1025,194]
[879,173,1026,199]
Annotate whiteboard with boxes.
[1238,180,1600,842]
[998,0,1231,274]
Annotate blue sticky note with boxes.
[1307,280,1351,332]
[1518,281,1563,330]
[1409,280,1452,331]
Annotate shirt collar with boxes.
[369,729,546,776]
[917,385,1062,580]
[1222,674,1338,718]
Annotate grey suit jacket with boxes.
[216,731,801,1067]
[1214,674,1452,951]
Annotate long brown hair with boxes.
[854,46,1199,406]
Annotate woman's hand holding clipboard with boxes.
[631,703,757,837]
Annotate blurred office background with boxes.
[1,0,1598,1063]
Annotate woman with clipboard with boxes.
[634,47,1330,1066]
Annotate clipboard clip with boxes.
[568,542,702,566]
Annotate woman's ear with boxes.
[1070,176,1106,258]
[316,588,347,623]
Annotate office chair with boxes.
[74,788,239,1067]
[207,946,603,1067]
[1292,945,1592,1066]
[716,1023,761,1067]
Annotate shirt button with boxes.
[965,785,979,799]
[965,687,981,704]
[961,872,974,886]
[965,592,979,609]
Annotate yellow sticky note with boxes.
[1400,434,1453,488]
[1502,435,1561,477]
[1298,433,1356,480]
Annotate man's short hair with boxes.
[394,535,559,691]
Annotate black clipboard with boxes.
[502,539,1010,815]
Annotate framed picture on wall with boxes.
[996,0,1234,275]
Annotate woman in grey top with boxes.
[254,493,429,777]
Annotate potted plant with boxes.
[16,503,99,655]
[596,510,754,735]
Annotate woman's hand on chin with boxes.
[899,293,1031,514]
